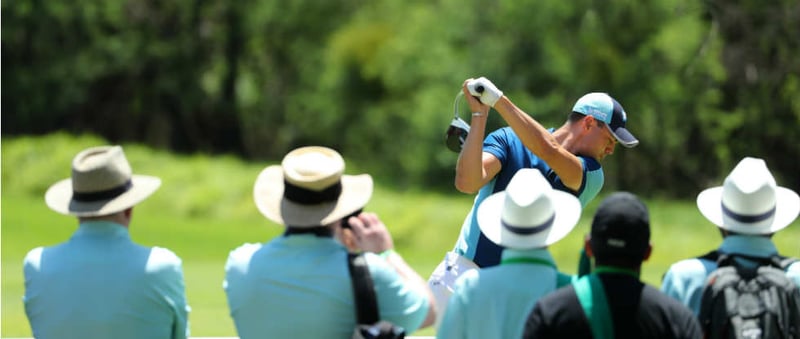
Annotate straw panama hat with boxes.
[45,146,161,217]
[696,157,800,235]
[477,168,582,249]
[253,146,373,227]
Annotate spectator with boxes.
[224,146,436,338]
[662,157,800,312]
[436,168,582,339]
[523,192,701,339]
[430,77,639,320]
[23,145,189,339]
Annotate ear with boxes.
[584,235,594,258]
[582,115,595,130]
[642,243,653,261]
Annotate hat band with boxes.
[72,180,132,202]
[284,180,342,205]
[721,202,776,224]
[502,213,555,235]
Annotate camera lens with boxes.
[342,209,363,229]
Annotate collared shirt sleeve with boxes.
[435,269,477,339]
[148,247,190,339]
[660,258,716,315]
[576,156,603,207]
[788,261,800,287]
[364,253,430,334]
[23,246,45,330]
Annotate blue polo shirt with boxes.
[661,235,800,315]
[453,127,603,267]
[23,221,189,339]
[437,248,563,339]
[224,235,430,339]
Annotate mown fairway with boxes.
[3,134,798,337]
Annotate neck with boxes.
[553,122,581,154]
[594,265,641,278]
[553,124,580,154]
[284,226,332,237]
[79,212,130,228]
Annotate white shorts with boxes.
[427,252,480,328]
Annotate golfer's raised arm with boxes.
[454,80,502,194]
[464,77,583,191]
[492,95,584,191]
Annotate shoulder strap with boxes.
[573,274,614,339]
[774,255,798,271]
[347,253,380,325]
[556,272,575,288]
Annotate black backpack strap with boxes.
[774,255,798,271]
[347,253,380,325]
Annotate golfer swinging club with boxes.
[429,77,639,325]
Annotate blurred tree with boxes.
[2,0,798,195]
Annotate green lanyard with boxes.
[500,256,557,269]
[593,265,640,278]
[573,266,639,339]
[573,273,613,339]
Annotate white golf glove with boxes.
[467,77,503,107]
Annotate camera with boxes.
[341,209,363,229]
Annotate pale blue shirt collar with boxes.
[501,248,557,265]
[718,234,779,258]
[73,221,130,240]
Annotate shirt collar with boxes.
[719,234,779,257]
[501,248,556,263]
[73,221,130,240]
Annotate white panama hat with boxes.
[696,157,800,235]
[477,168,582,249]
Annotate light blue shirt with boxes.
[224,235,430,339]
[23,221,189,339]
[437,248,562,339]
[661,235,800,315]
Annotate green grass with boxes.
[3,133,799,337]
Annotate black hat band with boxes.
[284,180,342,205]
[72,180,132,202]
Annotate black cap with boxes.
[590,192,650,260]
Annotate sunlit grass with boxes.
[3,133,799,337]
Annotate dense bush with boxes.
[3,0,798,195]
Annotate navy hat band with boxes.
[502,213,555,235]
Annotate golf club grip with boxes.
[476,85,484,93]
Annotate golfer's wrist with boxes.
[472,112,487,118]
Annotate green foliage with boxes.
[3,0,799,195]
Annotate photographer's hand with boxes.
[346,212,394,254]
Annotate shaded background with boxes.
[4,0,799,195]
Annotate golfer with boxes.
[429,77,639,324]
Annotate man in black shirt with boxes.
[522,192,701,339]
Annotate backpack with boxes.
[347,253,406,339]
[697,250,800,339]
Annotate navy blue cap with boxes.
[590,192,650,260]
